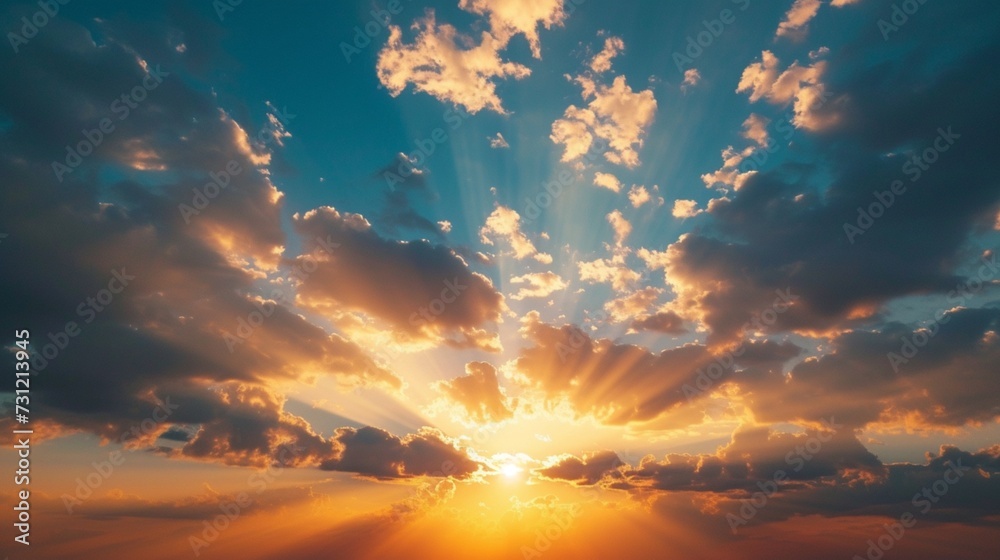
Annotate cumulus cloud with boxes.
[670,12,1000,346]
[733,308,1000,429]
[537,450,624,485]
[682,68,701,91]
[607,209,632,247]
[589,35,625,72]
[291,207,504,352]
[776,0,822,39]
[376,12,531,114]
[509,271,567,300]
[0,21,407,463]
[479,205,552,263]
[628,184,651,207]
[514,312,801,425]
[593,171,623,192]
[377,0,570,113]
[736,50,836,130]
[551,37,657,168]
[700,146,757,191]
[631,310,687,334]
[458,0,568,59]
[672,199,704,218]
[742,113,771,146]
[320,426,481,479]
[604,286,662,323]
[577,253,642,292]
[433,361,514,424]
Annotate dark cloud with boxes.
[514,312,801,425]
[320,426,481,479]
[630,310,687,334]
[0,18,399,466]
[537,450,624,485]
[660,2,1000,344]
[734,307,1000,429]
[290,206,505,351]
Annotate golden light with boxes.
[499,462,523,479]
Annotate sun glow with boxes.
[500,462,523,478]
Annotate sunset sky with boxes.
[1,0,999,558]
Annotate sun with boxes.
[499,462,523,478]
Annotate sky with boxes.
[1,0,999,558]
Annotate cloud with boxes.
[291,206,504,352]
[700,146,757,190]
[548,425,879,492]
[433,361,514,424]
[593,171,623,192]
[0,20,407,461]
[479,205,552,263]
[776,0,822,39]
[377,188,447,241]
[669,10,1000,344]
[376,12,531,114]
[320,426,481,479]
[551,38,657,168]
[514,312,801,425]
[682,68,701,91]
[537,450,624,485]
[733,308,1000,430]
[672,199,704,218]
[607,209,632,246]
[577,253,642,292]
[458,0,568,59]
[488,132,509,148]
[736,50,836,131]
[742,113,771,146]
[589,35,625,72]
[628,185,650,207]
[631,310,687,334]
[604,286,662,323]
[509,271,567,300]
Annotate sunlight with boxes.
[500,462,523,479]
